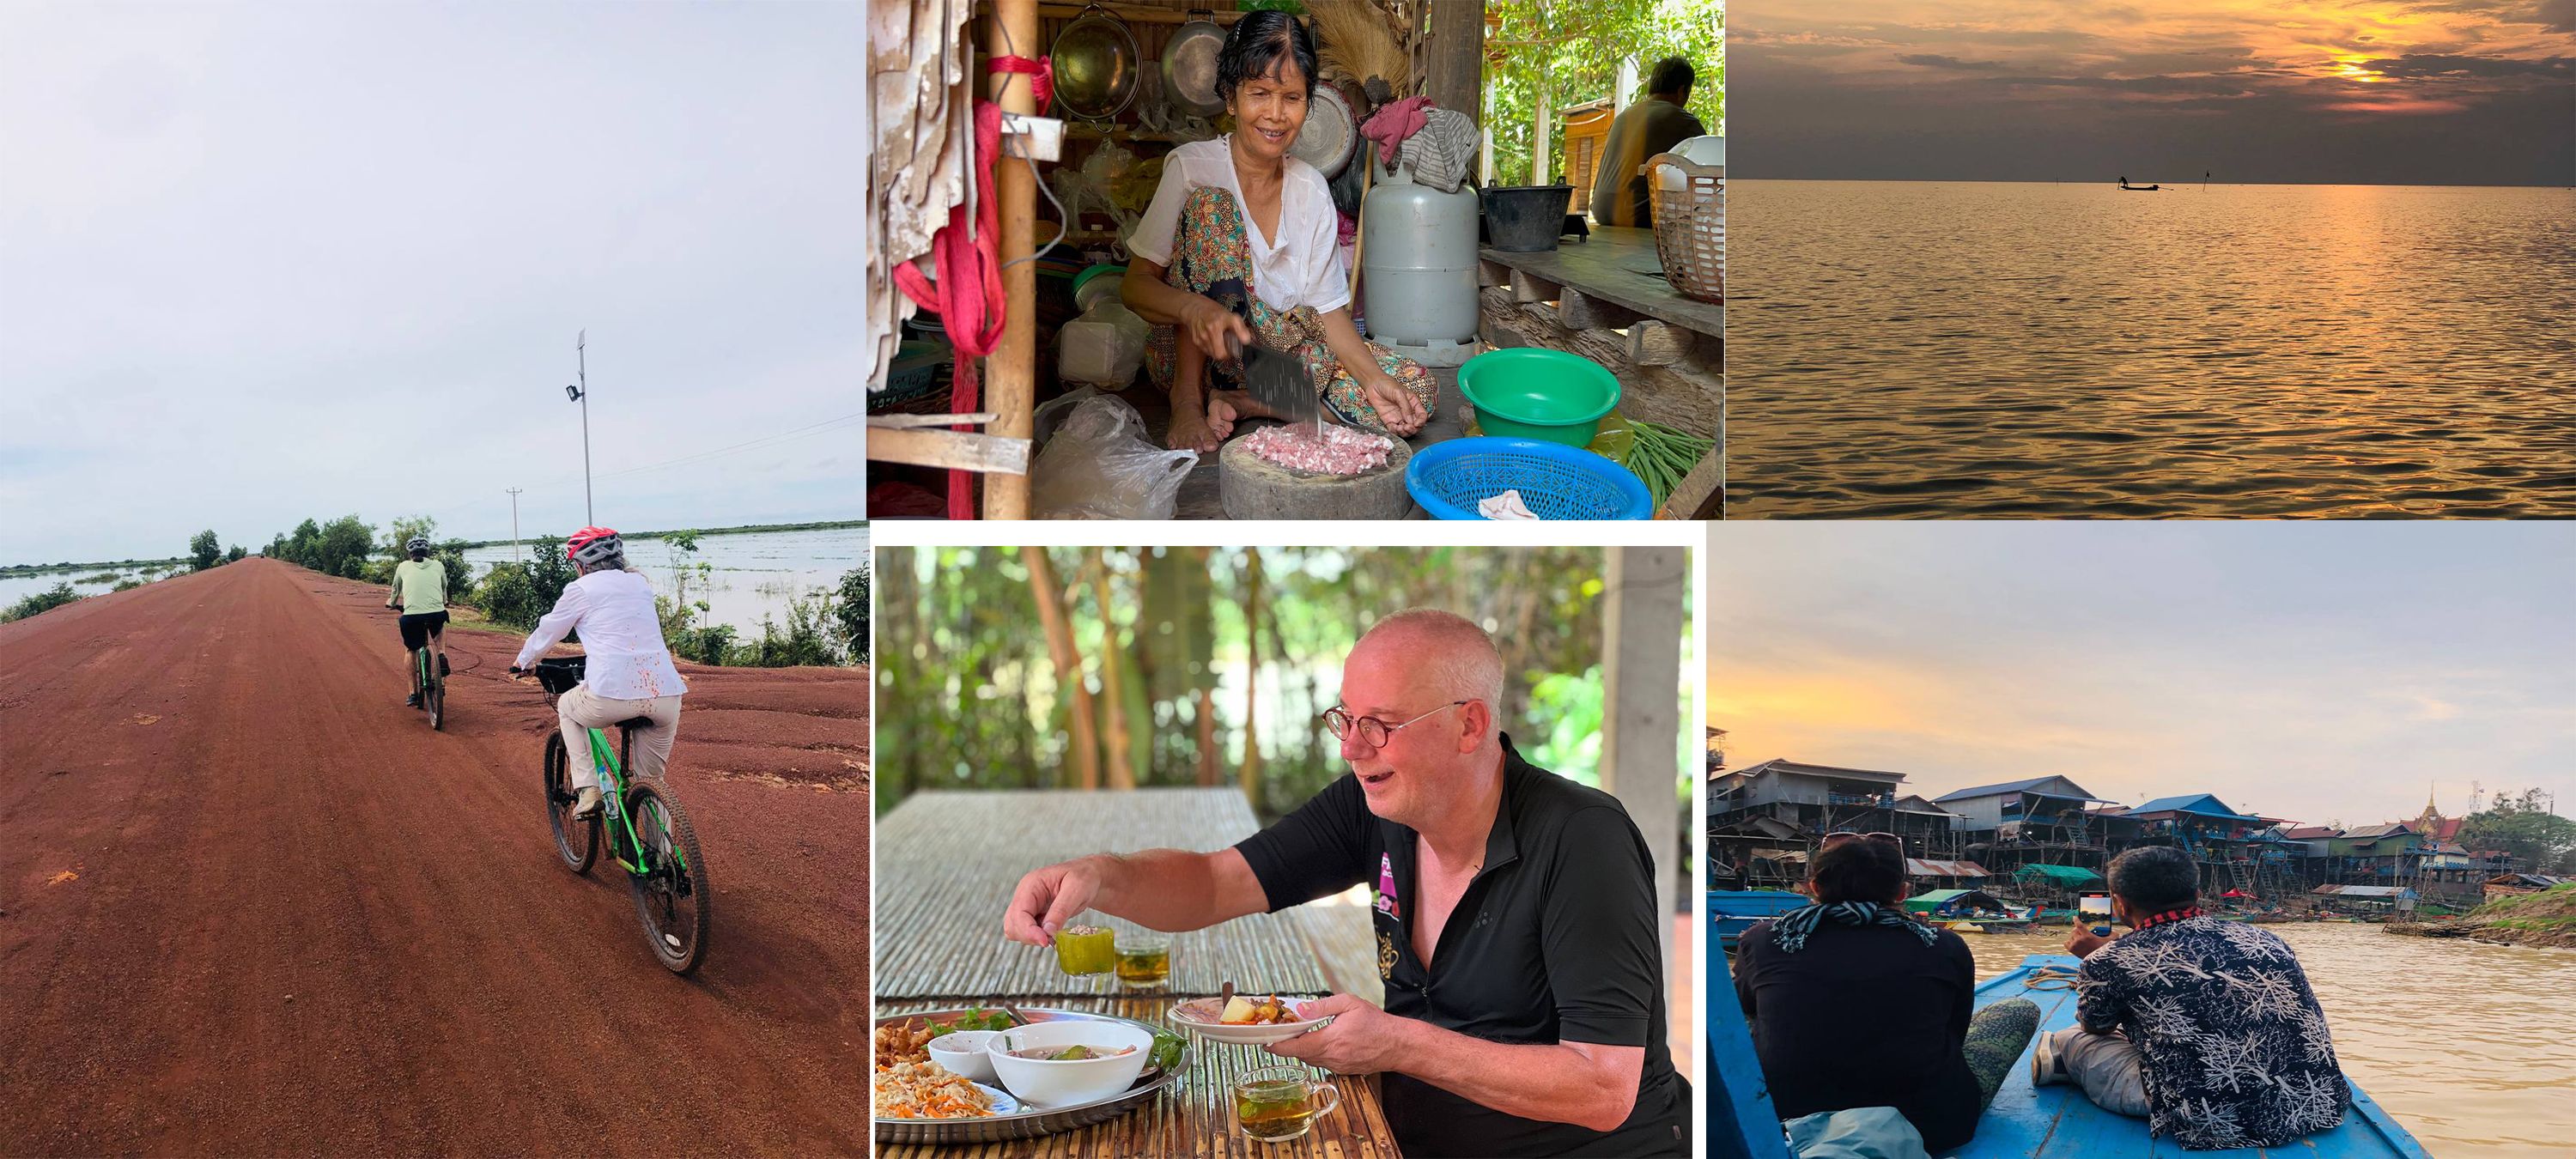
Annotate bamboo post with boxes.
[1024,548,1102,789]
[985,0,1039,519]
[1088,549,1136,789]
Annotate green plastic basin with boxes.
[1456,348,1622,446]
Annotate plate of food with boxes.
[872,1006,1191,1144]
[1169,992,1333,1046]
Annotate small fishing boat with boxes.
[1705,952,2436,1158]
[1710,889,1810,952]
[2117,176,2161,191]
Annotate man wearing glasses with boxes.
[1001,609,1688,1157]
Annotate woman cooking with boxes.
[1121,10,1434,454]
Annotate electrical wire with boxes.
[990,13,1066,270]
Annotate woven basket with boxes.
[1645,153,1724,303]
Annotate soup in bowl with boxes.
[986,1020,1157,1108]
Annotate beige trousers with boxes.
[558,685,683,791]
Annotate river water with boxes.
[1724,181,2576,518]
[459,525,868,634]
[1963,923,2576,1156]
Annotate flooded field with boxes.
[459,525,866,634]
[1964,922,2576,1156]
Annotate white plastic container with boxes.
[1359,158,1479,367]
[1059,300,1150,385]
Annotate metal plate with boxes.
[1162,15,1227,117]
[873,1007,1193,1145]
[1290,85,1356,178]
[1050,8,1140,122]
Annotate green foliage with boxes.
[2461,789,2576,875]
[472,561,544,629]
[78,572,122,585]
[873,546,1621,818]
[223,545,246,563]
[835,566,872,664]
[738,595,841,668]
[113,578,146,592]
[189,530,222,571]
[5,582,82,622]
[527,536,574,610]
[383,515,438,559]
[265,514,376,578]
[1482,0,1723,189]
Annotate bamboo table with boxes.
[877,788,1400,1156]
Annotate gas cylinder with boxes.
[1358,156,1479,367]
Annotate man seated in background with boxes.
[1589,57,1706,229]
[2038,845,2351,1150]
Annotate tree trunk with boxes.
[1024,547,1102,790]
[1089,549,1136,790]
[1195,688,1219,786]
[1240,547,1264,809]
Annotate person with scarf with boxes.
[1732,834,2039,1151]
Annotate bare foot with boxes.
[1167,406,1223,454]
[1206,396,1242,444]
[1210,387,1283,422]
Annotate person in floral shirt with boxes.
[2033,845,2350,1150]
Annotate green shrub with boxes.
[113,578,146,592]
[224,545,246,563]
[3,582,81,622]
[190,530,222,571]
[835,566,871,664]
[473,562,543,629]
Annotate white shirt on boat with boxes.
[513,568,690,701]
[1126,137,1350,316]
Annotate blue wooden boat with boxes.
[1707,950,2433,1158]
[1710,889,1810,951]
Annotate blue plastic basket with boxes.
[1405,437,1655,520]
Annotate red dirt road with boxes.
[0,559,869,1155]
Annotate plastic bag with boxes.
[1030,393,1198,519]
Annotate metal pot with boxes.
[1162,9,1227,118]
[1050,3,1140,122]
[1290,83,1358,178]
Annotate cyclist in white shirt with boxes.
[507,527,689,817]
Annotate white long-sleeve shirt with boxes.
[513,569,690,701]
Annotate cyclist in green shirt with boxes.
[387,536,451,707]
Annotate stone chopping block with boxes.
[1218,434,1417,520]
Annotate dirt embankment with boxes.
[2386,883,2576,949]
[0,558,872,1155]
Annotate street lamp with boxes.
[505,487,524,565]
[566,330,592,525]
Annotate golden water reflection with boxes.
[1965,923,2576,1157]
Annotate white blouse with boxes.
[512,568,690,701]
[1126,137,1349,315]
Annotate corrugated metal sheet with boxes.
[2311,884,2416,898]
[1907,859,1991,877]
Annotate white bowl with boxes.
[985,1020,1156,1109]
[927,1030,1000,1084]
[1169,996,1334,1045]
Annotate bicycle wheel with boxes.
[542,732,597,873]
[622,780,709,974]
[426,653,444,731]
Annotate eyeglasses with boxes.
[1319,701,1468,749]
[1822,831,1901,850]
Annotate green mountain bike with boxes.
[519,656,710,974]
[410,641,445,731]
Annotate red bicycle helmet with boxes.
[567,525,623,567]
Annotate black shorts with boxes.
[398,611,449,651]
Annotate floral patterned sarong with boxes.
[1144,185,1435,434]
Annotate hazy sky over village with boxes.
[0,3,864,565]
[1731,0,2576,184]
[1708,522,2576,828]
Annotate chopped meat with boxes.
[1240,422,1394,476]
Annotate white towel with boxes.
[1478,489,1540,520]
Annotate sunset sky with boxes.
[1732,0,2575,185]
[1707,523,2576,830]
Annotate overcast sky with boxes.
[1709,522,2576,829]
[1731,0,2576,185]
[0,3,864,565]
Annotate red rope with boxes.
[989,54,1054,111]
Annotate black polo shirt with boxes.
[1235,735,1690,1158]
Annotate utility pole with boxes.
[566,330,593,525]
[505,488,524,565]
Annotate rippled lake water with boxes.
[1726,181,2576,518]
[1964,923,2576,1156]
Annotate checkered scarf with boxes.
[1771,901,1941,954]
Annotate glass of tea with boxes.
[1115,931,1172,988]
[1234,1066,1340,1144]
[1054,922,1116,977]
